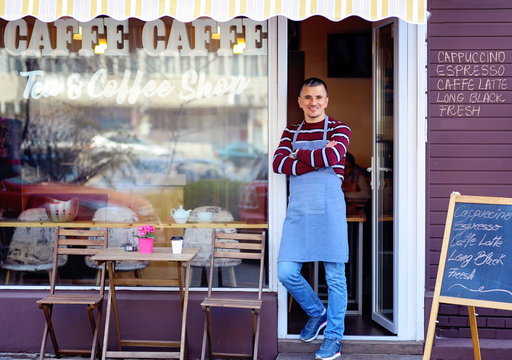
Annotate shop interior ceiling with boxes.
[0,0,426,24]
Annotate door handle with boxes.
[367,157,392,190]
[367,167,392,172]
[369,156,375,190]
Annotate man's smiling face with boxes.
[298,84,329,123]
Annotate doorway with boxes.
[285,16,395,337]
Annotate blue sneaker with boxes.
[299,309,327,342]
[315,338,341,360]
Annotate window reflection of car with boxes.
[86,157,228,189]
[215,141,264,166]
[0,178,159,222]
[239,157,268,223]
[88,132,169,157]
[173,158,228,183]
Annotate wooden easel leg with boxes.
[423,298,440,360]
[468,306,481,360]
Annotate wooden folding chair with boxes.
[37,227,109,360]
[200,230,266,360]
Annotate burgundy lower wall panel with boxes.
[0,290,278,359]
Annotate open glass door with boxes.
[371,20,397,334]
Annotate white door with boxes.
[371,19,397,334]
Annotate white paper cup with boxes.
[172,239,183,254]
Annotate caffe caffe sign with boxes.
[2,18,267,105]
[3,17,267,57]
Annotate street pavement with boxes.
[2,353,423,360]
[277,354,422,359]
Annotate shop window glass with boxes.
[0,17,269,288]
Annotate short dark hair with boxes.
[299,77,328,96]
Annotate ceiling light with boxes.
[94,38,107,54]
[233,37,245,54]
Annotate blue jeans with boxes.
[278,261,347,340]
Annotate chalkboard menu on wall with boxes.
[434,193,512,309]
[424,193,512,360]
[440,199,512,304]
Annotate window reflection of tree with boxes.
[18,57,137,185]
[22,104,134,184]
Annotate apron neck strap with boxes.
[322,115,329,141]
[292,116,329,146]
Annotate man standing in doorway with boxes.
[273,77,351,360]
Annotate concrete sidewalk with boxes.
[2,354,423,360]
[277,354,422,359]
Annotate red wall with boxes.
[427,0,512,351]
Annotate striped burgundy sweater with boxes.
[272,118,351,181]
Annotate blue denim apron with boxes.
[278,117,348,263]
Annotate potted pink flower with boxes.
[137,224,155,253]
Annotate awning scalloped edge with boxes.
[0,0,426,24]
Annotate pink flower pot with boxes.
[138,237,154,253]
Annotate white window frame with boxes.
[267,15,286,296]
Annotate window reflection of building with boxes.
[0,18,269,288]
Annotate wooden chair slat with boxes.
[213,250,261,260]
[38,295,103,305]
[58,228,106,236]
[38,294,103,301]
[58,238,105,246]
[58,248,101,256]
[214,233,264,241]
[214,242,262,250]
[105,351,180,359]
[201,297,262,309]
[120,340,180,348]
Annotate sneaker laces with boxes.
[304,314,324,330]
[320,338,340,351]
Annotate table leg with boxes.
[108,263,122,351]
[180,262,191,360]
[102,263,114,360]
[178,263,184,311]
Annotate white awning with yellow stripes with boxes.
[0,0,426,24]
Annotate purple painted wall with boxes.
[427,0,512,355]
[0,290,277,359]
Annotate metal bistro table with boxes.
[90,247,199,360]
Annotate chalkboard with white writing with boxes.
[439,194,512,306]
